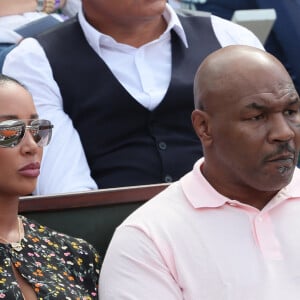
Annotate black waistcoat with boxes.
[37,14,221,188]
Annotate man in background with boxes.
[3,0,263,194]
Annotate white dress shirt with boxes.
[3,4,264,195]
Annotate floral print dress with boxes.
[0,216,100,299]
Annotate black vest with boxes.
[37,15,221,188]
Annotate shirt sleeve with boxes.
[211,15,265,50]
[61,0,81,17]
[3,38,98,194]
[99,226,183,300]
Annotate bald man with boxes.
[100,45,300,300]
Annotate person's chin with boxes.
[267,158,295,177]
[17,180,37,197]
[19,188,36,197]
[264,161,295,188]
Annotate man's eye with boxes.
[284,109,298,116]
[250,114,264,121]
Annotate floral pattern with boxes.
[0,216,100,299]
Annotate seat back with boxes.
[19,183,169,256]
[231,9,276,45]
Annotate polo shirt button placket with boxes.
[257,216,263,222]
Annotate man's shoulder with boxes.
[121,181,189,227]
[37,16,80,41]
[175,9,264,49]
[36,16,83,55]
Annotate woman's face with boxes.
[0,81,43,197]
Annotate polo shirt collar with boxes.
[180,158,229,208]
[180,158,300,209]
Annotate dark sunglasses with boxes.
[0,119,53,148]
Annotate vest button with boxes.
[164,175,173,183]
[158,141,167,150]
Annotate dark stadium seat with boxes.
[19,183,169,257]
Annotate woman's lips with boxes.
[18,162,40,177]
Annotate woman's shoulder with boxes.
[20,215,100,259]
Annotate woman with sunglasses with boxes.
[0,74,100,299]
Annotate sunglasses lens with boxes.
[30,119,53,147]
[0,120,25,148]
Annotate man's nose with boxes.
[268,114,295,143]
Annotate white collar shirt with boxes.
[3,5,264,195]
[78,4,187,110]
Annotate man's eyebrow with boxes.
[244,97,300,110]
[287,97,300,106]
[244,103,266,110]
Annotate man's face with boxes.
[208,71,300,192]
[83,0,167,22]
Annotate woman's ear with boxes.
[191,109,213,147]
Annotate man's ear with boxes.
[191,109,213,147]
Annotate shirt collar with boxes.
[78,3,188,53]
[180,158,230,208]
[180,158,300,210]
[266,167,300,209]
[162,3,188,47]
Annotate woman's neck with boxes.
[0,196,20,241]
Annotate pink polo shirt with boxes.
[100,158,300,300]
